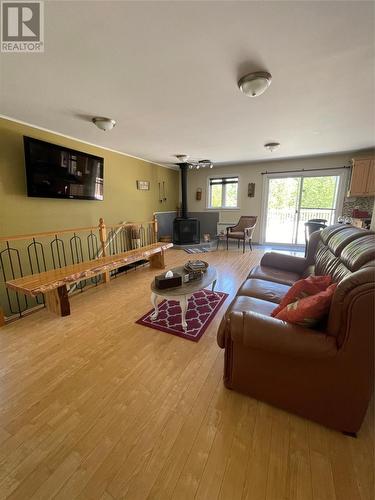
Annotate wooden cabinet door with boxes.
[349,159,371,196]
[365,160,375,195]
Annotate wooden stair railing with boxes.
[0,215,162,323]
[5,242,172,318]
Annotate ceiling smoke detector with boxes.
[264,142,280,152]
[92,117,116,131]
[238,71,272,97]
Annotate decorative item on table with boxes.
[184,260,209,281]
[248,182,255,197]
[338,216,353,224]
[136,180,150,190]
[203,233,211,242]
[352,209,369,219]
[154,270,182,289]
[351,218,364,228]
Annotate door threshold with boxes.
[257,243,305,255]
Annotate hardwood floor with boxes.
[0,248,373,500]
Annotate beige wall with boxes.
[187,153,354,243]
[0,117,179,237]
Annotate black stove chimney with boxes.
[180,163,188,219]
[172,163,200,245]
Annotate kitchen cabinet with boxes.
[348,157,375,197]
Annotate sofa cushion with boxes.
[340,234,375,271]
[320,224,347,244]
[227,295,276,317]
[238,278,290,304]
[275,284,337,328]
[248,265,301,286]
[328,227,369,256]
[331,263,352,282]
[272,275,332,317]
[228,231,244,239]
[314,242,341,277]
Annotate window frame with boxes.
[206,174,240,210]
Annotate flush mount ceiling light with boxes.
[238,71,272,97]
[264,142,280,152]
[92,117,116,131]
[175,155,213,169]
[175,154,190,162]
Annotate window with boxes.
[208,176,239,208]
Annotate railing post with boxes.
[98,218,110,283]
[0,307,5,327]
[99,218,107,257]
[153,214,158,243]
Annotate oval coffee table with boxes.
[150,265,218,330]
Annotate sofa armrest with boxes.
[260,252,308,273]
[228,311,337,359]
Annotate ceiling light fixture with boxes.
[238,71,272,97]
[199,159,213,169]
[264,142,280,152]
[92,117,116,131]
[176,154,190,162]
[175,155,213,169]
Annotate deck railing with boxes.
[265,208,335,244]
[0,216,158,322]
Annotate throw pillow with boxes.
[274,283,337,328]
[271,275,332,317]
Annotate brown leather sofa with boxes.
[217,224,375,433]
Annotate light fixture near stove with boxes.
[238,71,272,97]
[92,116,116,131]
[264,142,280,152]
[175,154,190,163]
[175,155,213,169]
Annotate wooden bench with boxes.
[6,242,173,318]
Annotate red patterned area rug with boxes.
[136,289,229,342]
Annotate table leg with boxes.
[180,295,188,330]
[212,279,217,292]
[150,292,159,320]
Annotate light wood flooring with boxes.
[0,248,373,500]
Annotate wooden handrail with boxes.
[0,219,157,242]
[0,225,99,242]
[105,220,156,230]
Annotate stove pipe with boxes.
[179,163,189,219]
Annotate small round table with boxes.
[150,265,218,330]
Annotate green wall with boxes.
[0,117,179,237]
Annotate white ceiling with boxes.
[1,0,374,166]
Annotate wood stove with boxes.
[173,163,200,245]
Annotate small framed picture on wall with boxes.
[136,180,150,190]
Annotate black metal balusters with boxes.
[50,235,67,269]
[0,241,28,317]
[27,238,47,305]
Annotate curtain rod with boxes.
[261,166,351,175]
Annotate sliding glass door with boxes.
[263,172,344,245]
